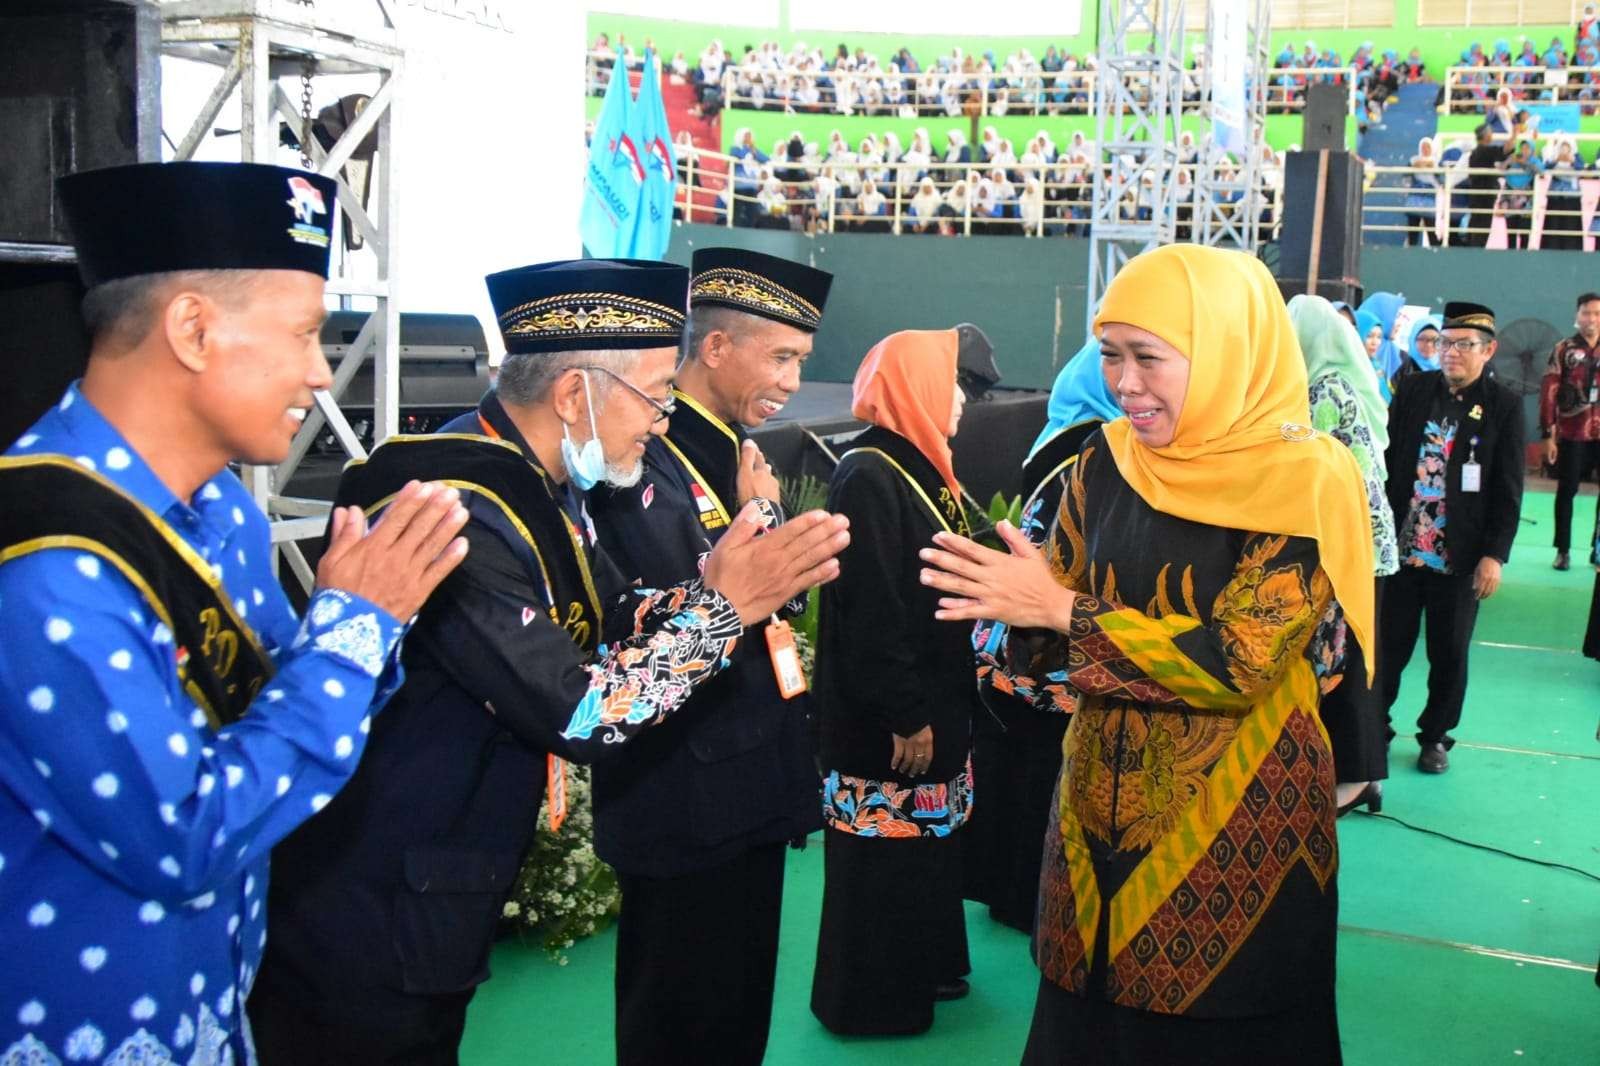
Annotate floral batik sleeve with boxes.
[973,473,1080,715]
[411,517,743,762]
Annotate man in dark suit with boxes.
[587,248,834,1066]
[1380,301,1525,773]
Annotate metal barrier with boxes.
[1442,64,1600,113]
[672,147,1283,242]
[1361,164,1598,249]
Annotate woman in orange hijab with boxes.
[810,328,977,1037]
[922,245,1372,1064]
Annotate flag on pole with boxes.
[627,50,678,260]
[579,57,642,257]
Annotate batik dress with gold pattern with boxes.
[1010,436,1339,1020]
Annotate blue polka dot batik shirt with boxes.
[0,384,406,1066]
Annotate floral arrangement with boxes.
[502,763,620,963]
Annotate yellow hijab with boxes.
[1093,245,1375,680]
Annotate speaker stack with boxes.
[1274,83,1364,307]
[0,0,161,449]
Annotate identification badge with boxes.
[765,616,807,699]
[1461,461,1482,493]
[546,754,568,832]
[1589,384,1598,405]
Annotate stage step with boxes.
[1360,81,1442,246]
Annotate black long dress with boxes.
[963,419,1100,932]
[811,425,977,1037]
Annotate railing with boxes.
[1361,164,1600,249]
[672,147,1283,241]
[1441,64,1600,113]
[582,53,1357,119]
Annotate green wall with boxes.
[666,222,1592,435]
[588,5,1579,101]
[584,95,1325,154]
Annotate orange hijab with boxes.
[851,328,960,495]
[1093,245,1375,680]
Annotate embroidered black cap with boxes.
[689,247,833,333]
[57,162,338,288]
[486,259,689,355]
[1443,301,1496,337]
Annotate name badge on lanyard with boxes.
[1461,435,1482,493]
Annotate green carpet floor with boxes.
[461,490,1600,1065]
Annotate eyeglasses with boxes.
[1440,338,1487,353]
[578,365,676,424]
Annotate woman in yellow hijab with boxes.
[923,245,1371,1064]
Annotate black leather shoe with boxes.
[1555,551,1571,571]
[934,978,970,1002]
[1337,781,1384,817]
[1418,743,1450,774]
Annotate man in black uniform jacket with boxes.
[1380,301,1524,774]
[248,260,850,1065]
[586,248,834,1066]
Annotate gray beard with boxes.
[603,457,644,488]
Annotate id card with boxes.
[546,754,568,832]
[1461,462,1482,493]
[1589,384,1598,405]
[765,617,807,699]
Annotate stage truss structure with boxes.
[1086,0,1186,326]
[1192,0,1272,250]
[158,0,402,589]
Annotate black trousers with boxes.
[1585,569,1600,662]
[1553,438,1600,553]
[247,966,473,1066]
[1378,566,1482,747]
[614,841,787,1066]
[1319,577,1389,783]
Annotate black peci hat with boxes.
[1443,301,1496,337]
[689,247,832,333]
[486,259,688,355]
[57,162,338,288]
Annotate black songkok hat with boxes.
[955,322,1002,400]
[689,247,833,333]
[486,259,689,355]
[57,162,338,288]
[1443,301,1496,337]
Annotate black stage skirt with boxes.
[1021,973,1343,1066]
[962,700,1068,932]
[810,826,970,1036]
[1320,576,1389,782]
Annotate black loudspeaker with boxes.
[1303,83,1347,153]
[1276,150,1363,298]
[0,0,161,244]
[0,1,159,449]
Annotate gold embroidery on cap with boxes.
[498,292,684,338]
[691,267,819,324]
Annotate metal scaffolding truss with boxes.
[158,0,403,589]
[1192,0,1272,250]
[1086,0,1186,325]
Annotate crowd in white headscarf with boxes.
[652,118,1286,238]
[589,37,1102,117]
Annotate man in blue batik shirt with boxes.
[0,162,469,1066]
